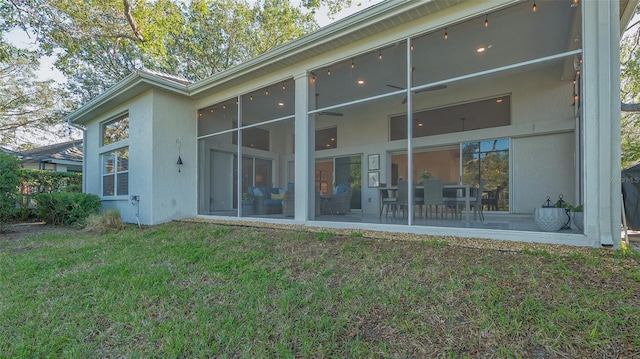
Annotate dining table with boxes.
[378,183,475,222]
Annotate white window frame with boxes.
[101,146,129,198]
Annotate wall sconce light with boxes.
[176,138,183,173]
[177,155,183,172]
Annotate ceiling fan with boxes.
[314,93,343,117]
[387,84,448,104]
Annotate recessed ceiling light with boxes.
[417,122,423,127]
[496,98,503,103]
[357,80,365,85]
[278,102,285,106]
[477,47,486,53]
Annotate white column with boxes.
[582,0,621,247]
[294,73,314,221]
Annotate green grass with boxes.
[1,221,639,358]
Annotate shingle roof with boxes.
[20,140,83,164]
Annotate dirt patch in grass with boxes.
[1,221,79,242]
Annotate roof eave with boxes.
[64,70,190,125]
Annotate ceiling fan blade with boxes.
[415,84,447,93]
[387,84,405,90]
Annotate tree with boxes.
[621,12,640,168]
[0,39,70,148]
[0,152,21,226]
[6,0,353,103]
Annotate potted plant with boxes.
[421,170,432,180]
[241,192,254,216]
[569,204,583,231]
[534,195,567,232]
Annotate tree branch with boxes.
[123,0,145,42]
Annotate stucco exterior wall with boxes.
[149,89,197,224]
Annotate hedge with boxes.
[34,192,101,225]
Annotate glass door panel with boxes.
[334,155,362,210]
[461,139,509,211]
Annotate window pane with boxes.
[316,127,337,151]
[102,115,129,146]
[117,148,129,171]
[103,153,115,174]
[117,172,129,195]
[103,175,115,196]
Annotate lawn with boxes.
[1,221,639,358]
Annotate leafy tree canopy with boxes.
[1,0,357,148]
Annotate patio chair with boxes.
[397,180,423,218]
[421,178,444,219]
[329,183,352,214]
[379,183,398,217]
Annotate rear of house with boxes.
[65,0,638,248]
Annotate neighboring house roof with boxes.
[1,147,23,157]
[65,0,639,125]
[19,141,83,167]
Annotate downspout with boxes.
[67,120,87,193]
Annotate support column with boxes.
[294,73,315,221]
[582,0,621,247]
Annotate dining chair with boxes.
[397,180,423,218]
[471,180,486,221]
[421,178,444,219]
[442,182,461,219]
[449,180,485,221]
[379,183,398,217]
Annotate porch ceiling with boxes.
[237,0,581,122]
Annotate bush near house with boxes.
[33,192,101,225]
[15,170,83,220]
[0,153,21,226]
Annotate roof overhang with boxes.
[64,70,190,125]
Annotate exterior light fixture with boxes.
[532,0,537,12]
[351,59,355,69]
[378,50,382,60]
[357,79,365,85]
[410,42,414,51]
[265,88,269,95]
[176,138,183,173]
[444,28,448,40]
[327,67,331,76]
[250,95,253,101]
[278,102,284,107]
[484,14,489,28]
[177,155,183,172]
[282,83,286,90]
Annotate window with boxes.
[232,125,270,151]
[390,96,510,140]
[102,147,129,196]
[102,114,129,146]
[461,139,509,211]
[316,127,337,151]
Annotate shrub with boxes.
[84,209,125,233]
[34,192,101,225]
[0,153,21,226]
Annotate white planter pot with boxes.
[573,212,584,231]
[534,208,566,232]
